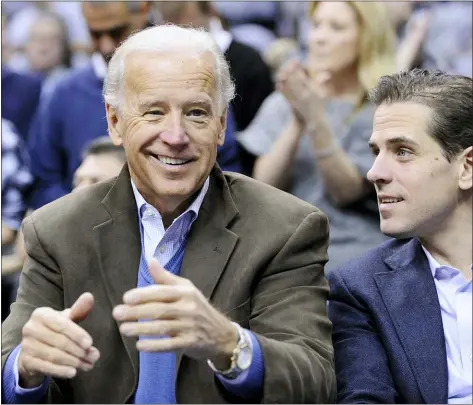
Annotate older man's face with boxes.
[107,51,226,209]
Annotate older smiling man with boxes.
[1,25,335,404]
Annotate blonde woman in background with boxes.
[239,1,396,271]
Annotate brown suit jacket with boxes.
[2,166,336,403]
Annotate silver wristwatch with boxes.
[207,322,253,379]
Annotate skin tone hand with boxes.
[18,293,100,388]
[277,59,329,127]
[113,259,239,370]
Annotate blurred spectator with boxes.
[386,1,472,76]
[239,1,396,271]
[1,65,42,141]
[1,13,42,141]
[1,136,125,320]
[1,119,34,322]
[72,136,126,192]
[1,119,34,246]
[24,11,72,101]
[28,1,150,209]
[155,1,274,175]
[5,1,91,68]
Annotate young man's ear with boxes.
[458,146,472,191]
[217,108,228,147]
[105,102,123,146]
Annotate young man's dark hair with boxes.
[81,136,126,163]
[370,69,473,162]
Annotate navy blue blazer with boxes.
[328,238,448,404]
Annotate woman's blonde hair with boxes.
[309,1,397,97]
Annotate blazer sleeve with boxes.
[247,210,337,404]
[327,268,397,404]
[1,216,68,403]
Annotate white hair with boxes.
[103,24,235,115]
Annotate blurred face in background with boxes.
[82,2,148,63]
[73,153,124,191]
[25,16,65,73]
[308,2,360,75]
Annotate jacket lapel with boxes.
[374,239,448,404]
[94,166,141,398]
[176,167,239,372]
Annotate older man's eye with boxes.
[147,110,163,116]
[188,109,207,117]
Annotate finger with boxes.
[136,335,193,353]
[148,259,187,286]
[113,301,184,322]
[23,321,88,360]
[122,284,186,306]
[38,309,93,350]
[20,353,78,379]
[68,292,94,323]
[120,320,189,337]
[22,338,93,371]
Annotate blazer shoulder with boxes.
[29,179,116,231]
[330,238,410,281]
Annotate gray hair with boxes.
[103,24,235,115]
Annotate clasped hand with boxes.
[113,259,238,364]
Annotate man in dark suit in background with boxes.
[328,69,472,404]
[2,24,335,404]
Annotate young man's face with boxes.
[367,102,469,239]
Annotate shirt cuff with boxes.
[13,346,50,395]
[215,330,264,400]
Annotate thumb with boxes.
[148,258,183,285]
[63,292,94,323]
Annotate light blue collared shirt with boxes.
[131,178,264,400]
[422,247,472,404]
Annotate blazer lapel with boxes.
[94,166,141,397]
[374,239,448,404]
[176,167,239,372]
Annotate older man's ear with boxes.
[217,108,227,147]
[105,102,123,146]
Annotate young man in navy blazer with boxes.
[328,69,472,404]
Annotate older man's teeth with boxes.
[157,156,190,165]
[381,198,403,204]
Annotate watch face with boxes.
[237,346,253,370]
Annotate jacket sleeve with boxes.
[28,85,70,209]
[1,216,68,403]
[245,211,337,403]
[327,268,397,404]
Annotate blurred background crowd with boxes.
[1,1,472,321]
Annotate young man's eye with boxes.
[398,148,412,157]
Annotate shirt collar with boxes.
[130,177,210,222]
[421,245,473,279]
[91,52,107,80]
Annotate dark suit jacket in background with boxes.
[2,165,336,404]
[328,238,448,404]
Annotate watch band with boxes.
[207,323,252,379]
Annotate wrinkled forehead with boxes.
[123,50,218,107]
